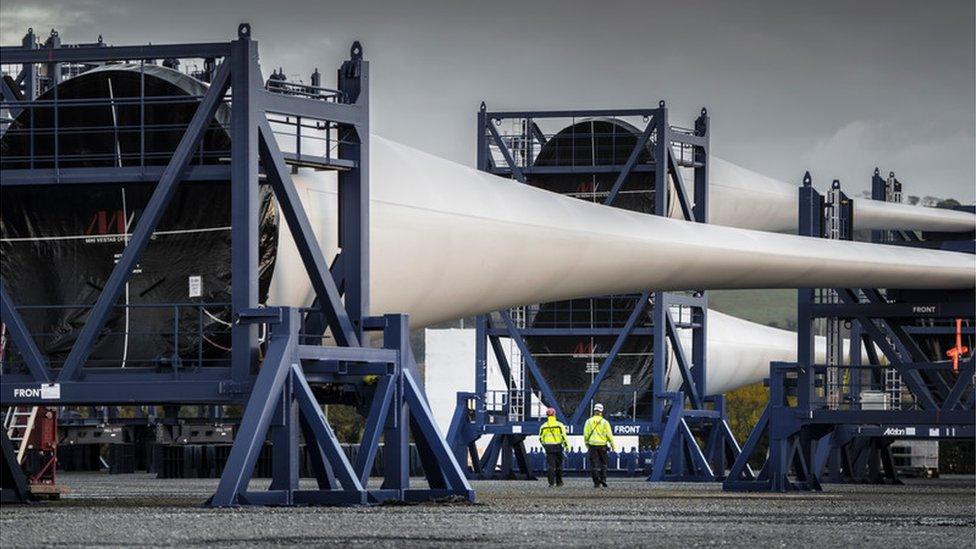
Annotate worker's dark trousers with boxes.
[588,445,609,486]
[543,444,564,486]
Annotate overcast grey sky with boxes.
[3,0,974,201]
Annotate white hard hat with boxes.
[594,403,604,412]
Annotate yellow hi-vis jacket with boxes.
[539,416,569,449]
[584,414,616,451]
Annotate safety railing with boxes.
[483,388,653,422]
[0,91,231,170]
[484,117,659,170]
[266,78,344,102]
[778,362,971,412]
[0,302,234,373]
[489,294,655,330]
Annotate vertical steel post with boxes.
[870,168,886,244]
[381,314,410,492]
[797,173,821,410]
[477,103,489,171]
[692,108,709,397]
[338,43,369,339]
[21,29,38,100]
[269,374,300,495]
[651,103,669,429]
[474,103,490,428]
[230,24,260,381]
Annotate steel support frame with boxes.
[450,104,740,481]
[0,25,472,506]
[724,175,975,492]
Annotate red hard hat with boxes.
[546,407,556,417]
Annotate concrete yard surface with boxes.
[1,473,974,547]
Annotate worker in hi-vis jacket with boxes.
[583,403,616,488]
[538,407,569,486]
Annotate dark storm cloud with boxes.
[2,0,973,200]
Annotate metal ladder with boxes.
[824,186,844,409]
[884,368,903,410]
[880,174,903,410]
[4,406,39,463]
[507,306,527,422]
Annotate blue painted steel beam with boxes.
[724,404,768,484]
[301,253,345,344]
[677,417,715,479]
[486,333,514,385]
[381,314,410,492]
[298,345,396,364]
[0,282,50,382]
[1,380,245,406]
[269,380,300,494]
[337,47,370,339]
[485,108,658,119]
[210,308,296,507]
[486,122,526,183]
[835,314,938,410]
[290,363,365,494]
[0,77,24,119]
[280,151,356,170]
[669,133,707,148]
[300,414,338,490]
[229,33,261,382]
[666,152,696,222]
[603,118,654,206]
[4,367,234,383]
[403,368,474,496]
[692,109,709,223]
[258,120,360,347]
[1,430,33,503]
[651,292,668,427]
[0,165,232,186]
[259,90,362,127]
[54,60,232,382]
[353,375,395,484]
[0,42,232,64]
[806,302,974,318]
[648,395,684,481]
[529,121,547,147]
[942,359,975,411]
[664,311,704,409]
[808,409,973,425]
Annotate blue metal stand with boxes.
[448,104,743,481]
[208,309,473,506]
[0,25,472,506]
[724,174,975,492]
[1,430,34,503]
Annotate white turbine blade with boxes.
[268,136,974,330]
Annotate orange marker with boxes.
[945,318,969,374]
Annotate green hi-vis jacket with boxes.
[538,416,569,449]
[583,414,616,451]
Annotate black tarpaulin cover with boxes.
[523,120,657,418]
[0,66,278,368]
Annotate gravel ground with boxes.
[1,473,973,548]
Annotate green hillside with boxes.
[708,289,797,330]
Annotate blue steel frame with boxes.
[0,25,473,506]
[448,103,743,482]
[723,174,975,492]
